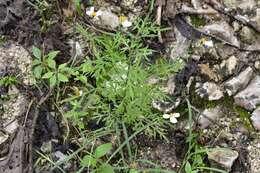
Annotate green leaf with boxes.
[75,0,83,16]
[42,72,54,79]
[47,58,56,69]
[57,73,69,82]
[32,59,42,66]
[58,63,67,70]
[32,46,41,59]
[33,66,43,79]
[49,75,57,87]
[81,155,96,167]
[94,143,112,158]
[185,161,192,173]
[47,51,59,59]
[98,164,114,173]
[129,169,139,173]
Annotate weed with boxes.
[0,76,19,87]
[178,99,227,173]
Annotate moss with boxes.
[234,106,254,131]
[190,15,206,28]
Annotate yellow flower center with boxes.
[199,37,207,44]
[119,16,127,23]
[91,11,97,17]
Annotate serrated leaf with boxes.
[33,66,43,79]
[32,46,41,59]
[81,155,96,167]
[94,143,112,158]
[47,51,59,59]
[42,72,54,79]
[49,75,57,87]
[58,63,67,70]
[185,161,192,173]
[32,59,42,66]
[98,163,114,173]
[57,73,69,82]
[47,59,56,69]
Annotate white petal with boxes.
[86,7,95,16]
[170,117,178,124]
[204,40,213,47]
[163,114,170,119]
[122,20,132,28]
[95,10,103,17]
[173,113,180,118]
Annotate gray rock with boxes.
[167,27,191,60]
[198,106,223,129]
[247,138,260,173]
[195,82,224,101]
[208,148,239,172]
[216,55,238,77]
[152,98,181,113]
[0,43,34,85]
[234,76,260,111]
[0,131,8,146]
[100,10,120,29]
[240,26,256,44]
[224,67,254,96]
[201,21,240,47]
[251,108,260,130]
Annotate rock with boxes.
[224,67,254,96]
[0,131,8,146]
[167,27,191,60]
[217,56,238,77]
[0,43,34,85]
[251,108,260,130]
[201,21,240,47]
[255,61,260,70]
[199,64,220,82]
[234,76,260,111]
[247,138,260,173]
[152,98,181,113]
[195,82,224,101]
[100,10,120,29]
[240,26,256,44]
[198,106,223,129]
[207,148,239,172]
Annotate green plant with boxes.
[32,47,72,88]
[79,143,114,173]
[179,100,227,173]
[68,20,181,138]
[0,76,19,87]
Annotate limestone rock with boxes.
[234,76,260,111]
[198,106,223,129]
[201,21,240,47]
[208,148,239,172]
[251,108,260,130]
[195,82,224,101]
[100,10,120,29]
[224,67,254,96]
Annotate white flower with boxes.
[200,37,214,47]
[86,7,102,18]
[119,16,132,28]
[163,112,180,124]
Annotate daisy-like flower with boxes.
[119,16,132,28]
[163,112,180,124]
[86,7,102,18]
[199,37,214,47]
